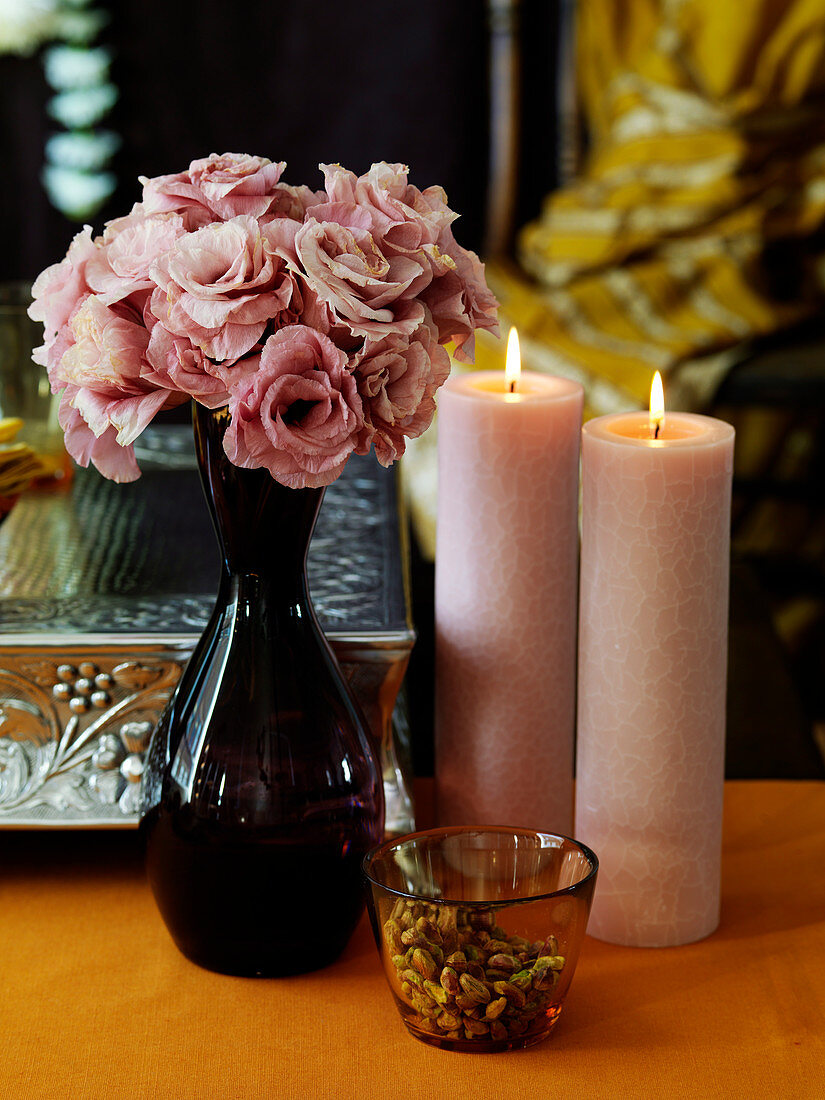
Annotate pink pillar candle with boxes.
[576,411,735,947]
[435,370,583,833]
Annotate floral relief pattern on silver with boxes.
[0,657,182,819]
[89,721,153,815]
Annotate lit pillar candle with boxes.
[576,375,735,946]
[435,330,583,832]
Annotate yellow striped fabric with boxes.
[501,0,825,414]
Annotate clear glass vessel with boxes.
[363,826,598,1051]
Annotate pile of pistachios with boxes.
[383,899,566,1045]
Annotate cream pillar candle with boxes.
[435,346,583,833]
[576,399,735,947]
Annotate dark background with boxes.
[0,0,560,280]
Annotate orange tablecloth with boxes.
[2,781,823,1099]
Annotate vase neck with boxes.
[193,404,325,581]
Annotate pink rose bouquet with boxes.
[29,153,499,488]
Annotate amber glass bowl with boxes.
[363,826,598,1052]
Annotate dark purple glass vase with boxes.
[140,404,385,976]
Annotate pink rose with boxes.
[305,163,495,353]
[55,295,148,390]
[85,207,185,305]
[324,161,499,361]
[351,162,456,275]
[141,153,286,224]
[316,163,443,299]
[283,275,363,353]
[58,389,141,482]
[264,182,327,222]
[149,214,299,362]
[319,163,358,205]
[324,162,458,284]
[355,162,454,227]
[295,207,426,340]
[28,226,97,375]
[353,320,450,465]
[52,295,179,448]
[29,152,499,491]
[421,228,499,361]
[143,323,230,409]
[223,325,363,488]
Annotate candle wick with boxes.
[654,422,660,440]
[508,379,516,394]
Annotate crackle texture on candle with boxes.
[435,372,582,833]
[576,412,735,947]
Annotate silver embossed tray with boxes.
[0,425,415,832]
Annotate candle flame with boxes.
[649,371,665,438]
[505,327,521,393]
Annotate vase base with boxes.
[142,807,369,978]
[171,936,357,978]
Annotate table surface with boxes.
[2,781,823,1100]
